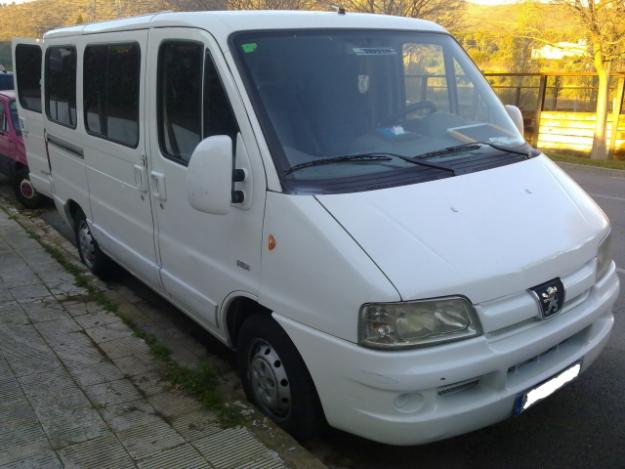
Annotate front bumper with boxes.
[275,265,619,445]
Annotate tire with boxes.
[237,314,324,440]
[14,171,43,209]
[73,210,114,278]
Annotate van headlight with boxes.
[596,232,612,280]
[358,297,481,349]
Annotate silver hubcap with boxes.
[19,179,35,199]
[249,339,291,418]
[78,220,96,269]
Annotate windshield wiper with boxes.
[284,154,393,175]
[414,141,534,160]
[284,152,456,176]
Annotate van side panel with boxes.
[42,39,90,226]
[11,40,52,196]
[79,31,161,291]
[145,27,268,334]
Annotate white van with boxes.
[13,11,619,445]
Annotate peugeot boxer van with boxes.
[12,11,619,445]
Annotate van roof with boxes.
[43,10,447,40]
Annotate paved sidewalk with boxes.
[0,209,288,468]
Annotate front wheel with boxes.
[237,314,323,440]
[74,212,114,278]
[14,172,43,209]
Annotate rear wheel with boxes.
[14,171,43,209]
[237,314,323,440]
[73,211,114,277]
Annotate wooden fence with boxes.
[537,112,625,155]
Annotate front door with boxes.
[81,31,160,289]
[146,28,266,334]
[12,39,50,196]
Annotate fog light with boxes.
[394,392,425,413]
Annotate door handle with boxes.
[133,165,147,193]
[150,171,167,202]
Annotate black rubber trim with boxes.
[46,134,84,159]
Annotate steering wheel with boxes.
[378,100,437,127]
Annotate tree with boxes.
[227,0,317,10]
[313,0,466,32]
[559,0,625,159]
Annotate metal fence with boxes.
[484,72,625,150]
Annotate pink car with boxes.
[0,90,42,208]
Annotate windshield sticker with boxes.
[241,42,257,53]
[353,47,397,56]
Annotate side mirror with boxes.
[186,135,233,215]
[505,105,524,135]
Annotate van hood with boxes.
[315,155,609,304]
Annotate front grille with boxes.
[507,326,589,378]
[437,377,480,396]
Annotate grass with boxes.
[8,209,246,428]
[545,150,625,171]
[114,309,245,426]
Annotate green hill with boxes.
[0,0,225,41]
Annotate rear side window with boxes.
[158,42,238,166]
[84,43,140,148]
[15,44,42,113]
[45,46,77,128]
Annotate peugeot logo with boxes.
[530,278,565,319]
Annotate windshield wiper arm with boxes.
[285,152,457,176]
[383,152,456,175]
[414,141,533,160]
[477,141,534,158]
[284,154,393,175]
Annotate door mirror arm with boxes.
[233,168,246,182]
[231,168,246,204]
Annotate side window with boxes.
[15,44,42,113]
[454,58,488,121]
[45,46,77,128]
[84,43,140,148]
[403,43,449,113]
[158,41,203,164]
[158,43,238,166]
[0,101,6,132]
[203,51,238,141]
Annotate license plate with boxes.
[513,362,581,416]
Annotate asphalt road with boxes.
[8,162,624,469]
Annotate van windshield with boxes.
[232,30,531,193]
